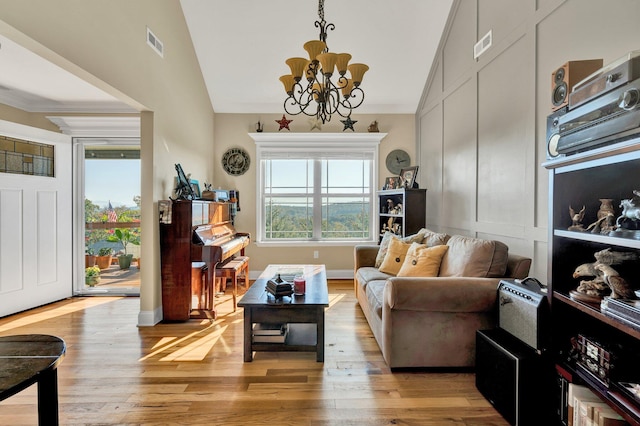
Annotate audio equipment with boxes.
[498,279,549,352]
[546,106,568,159]
[570,53,640,109]
[476,329,554,425]
[558,76,640,155]
[551,59,603,111]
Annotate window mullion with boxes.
[312,158,322,240]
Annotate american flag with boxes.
[107,201,117,223]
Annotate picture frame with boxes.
[399,166,418,188]
[189,179,201,198]
[383,176,401,190]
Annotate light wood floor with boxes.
[0,280,508,425]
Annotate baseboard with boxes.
[248,269,354,280]
[137,305,163,326]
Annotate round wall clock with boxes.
[385,149,410,175]
[222,147,250,176]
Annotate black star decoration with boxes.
[276,114,293,131]
[341,116,357,131]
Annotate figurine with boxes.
[568,205,586,232]
[595,264,638,299]
[368,121,379,132]
[572,248,639,298]
[616,193,640,228]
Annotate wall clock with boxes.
[222,147,250,176]
[385,149,410,175]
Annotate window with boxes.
[252,133,386,245]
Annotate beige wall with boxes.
[417,0,640,280]
[213,113,415,276]
[0,0,215,324]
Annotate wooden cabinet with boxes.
[545,143,640,425]
[377,188,426,242]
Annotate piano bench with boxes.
[215,256,249,312]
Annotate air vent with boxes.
[146,27,164,58]
[474,30,492,59]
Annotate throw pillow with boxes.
[397,243,449,277]
[439,235,509,278]
[374,231,425,268]
[378,238,413,275]
[419,228,451,247]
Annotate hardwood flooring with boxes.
[0,281,508,425]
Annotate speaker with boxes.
[476,329,553,425]
[551,59,603,111]
[546,107,568,159]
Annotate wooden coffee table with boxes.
[237,264,329,362]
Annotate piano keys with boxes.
[159,199,250,321]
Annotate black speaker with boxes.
[476,329,554,425]
[546,106,568,160]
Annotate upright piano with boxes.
[159,199,250,321]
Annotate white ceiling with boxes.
[0,1,453,115]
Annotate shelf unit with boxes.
[377,188,426,242]
[545,140,640,425]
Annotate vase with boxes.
[96,255,112,270]
[85,276,100,286]
[597,198,615,220]
[85,255,97,268]
[118,254,134,270]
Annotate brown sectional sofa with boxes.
[354,231,531,369]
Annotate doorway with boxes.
[74,138,141,296]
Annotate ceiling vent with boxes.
[474,30,492,59]
[146,27,164,58]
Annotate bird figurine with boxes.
[595,263,638,300]
[568,205,586,232]
[572,248,639,297]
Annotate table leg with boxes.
[243,307,253,362]
[37,368,59,426]
[316,308,325,362]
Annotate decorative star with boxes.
[341,116,357,131]
[276,114,292,131]
[309,117,322,131]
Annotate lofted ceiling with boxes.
[0,1,452,116]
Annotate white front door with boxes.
[0,120,72,317]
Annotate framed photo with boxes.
[399,166,418,188]
[189,179,201,198]
[383,176,401,190]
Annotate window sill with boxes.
[255,240,377,248]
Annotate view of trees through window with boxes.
[84,197,141,256]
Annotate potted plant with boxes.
[85,247,97,268]
[96,247,113,270]
[85,266,101,286]
[107,228,140,270]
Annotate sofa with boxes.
[354,230,531,369]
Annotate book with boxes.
[253,323,285,336]
[592,404,626,426]
[569,384,600,426]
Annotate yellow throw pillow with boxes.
[379,238,413,275]
[397,243,449,277]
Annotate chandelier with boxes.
[279,0,369,124]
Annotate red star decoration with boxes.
[276,114,293,131]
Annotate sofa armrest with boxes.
[384,277,500,313]
[354,245,379,270]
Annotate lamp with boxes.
[280,0,368,124]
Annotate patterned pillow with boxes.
[379,238,413,275]
[419,228,451,247]
[397,243,449,277]
[375,231,425,268]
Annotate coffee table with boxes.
[237,264,329,362]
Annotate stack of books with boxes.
[601,298,640,332]
[252,323,289,343]
[568,383,627,425]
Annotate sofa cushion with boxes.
[374,231,425,268]
[439,235,509,278]
[419,228,451,247]
[365,279,386,319]
[379,238,413,275]
[397,243,448,277]
[356,266,393,288]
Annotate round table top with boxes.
[0,334,66,400]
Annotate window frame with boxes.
[251,132,387,247]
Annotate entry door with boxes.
[0,120,72,317]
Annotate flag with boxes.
[107,201,117,223]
